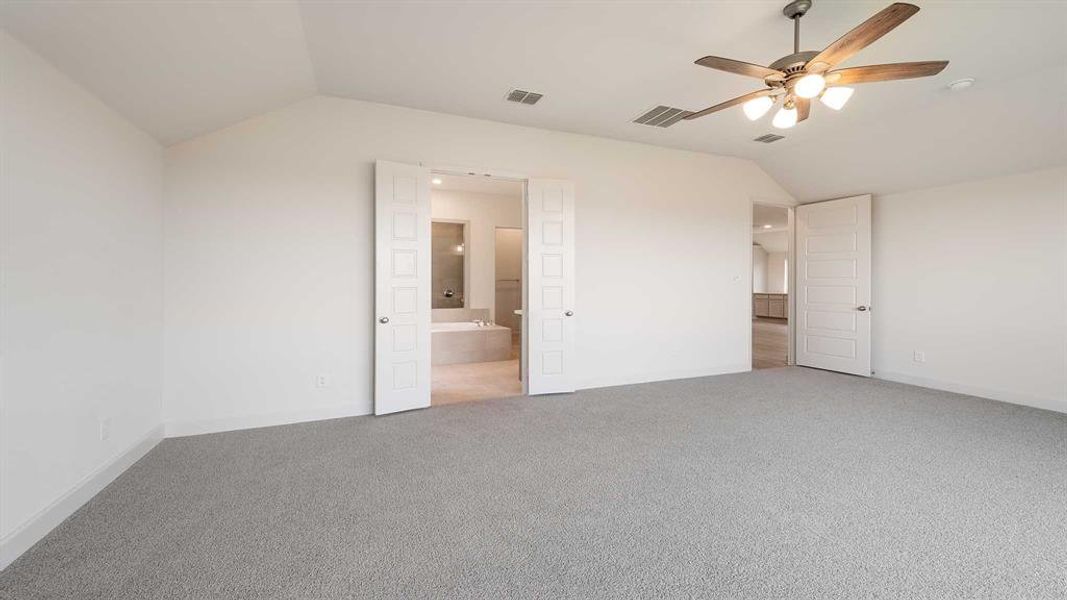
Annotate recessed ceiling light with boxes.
[431,177,443,185]
[762,224,773,229]
[948,78,975,92]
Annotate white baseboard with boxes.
[0,424,164,571]
[165,402,371,438]
[875,371,1067,414]
[577,363,751,392]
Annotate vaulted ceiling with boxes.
[2,1,1064,201]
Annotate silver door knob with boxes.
[564,310,574,317]
[856,306,869,312]
[378,316,389,324]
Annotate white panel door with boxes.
[795,195,872,376]
[374,160,431,415]
[526,179,575,395]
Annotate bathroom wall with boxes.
[431,187,522,321]
[495,227,523,332]
[431,222,466,308]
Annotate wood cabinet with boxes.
[754,293,787,319]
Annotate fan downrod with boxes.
[773,0,815,74]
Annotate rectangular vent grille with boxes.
[754,134,785,143]
[633,105,692,128]
[506,89,543,105]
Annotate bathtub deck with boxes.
[432,323,513,365]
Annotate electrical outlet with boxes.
[98,417,111,441]
[315,374,330,389]
[913,351,926,363]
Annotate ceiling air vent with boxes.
[506,89,543,105]
[632,105,692,128]
[754,133,785,143]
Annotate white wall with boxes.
[163,96,793,433]
[872,166,1067,412]
[766,252,787,294]
[752,245,768,293]
[0,32,163,566]
[431,188,521,321]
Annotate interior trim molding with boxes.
[164,403,371,438]
[0,424,164,571]
[875,371,1067,415]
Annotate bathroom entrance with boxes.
[430,173,523,405]
[374,159,575,415]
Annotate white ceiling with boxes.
[0,2,316,145]
[2,1,1064,200]
[753,204,789,231]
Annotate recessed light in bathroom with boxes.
[762,224,773,229]
[432,177,443,185]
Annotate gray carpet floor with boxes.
[2,367,1065,599]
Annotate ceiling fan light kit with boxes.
[772,105,799,129]
[794,73,826,98]
[820,86,854,110]
[743,95,776,120]
[683,1,949,129]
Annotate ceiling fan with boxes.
[683,1,948,129]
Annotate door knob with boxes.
[378,316,390,324]
[856,306,869,312]
[564,310,574,317]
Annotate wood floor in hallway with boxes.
[753,317,788,369]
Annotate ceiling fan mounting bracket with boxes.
[782,0,812,20]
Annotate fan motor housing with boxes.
[768,50,819,74]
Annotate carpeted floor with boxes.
[2,367,1065,599]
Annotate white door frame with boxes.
[425,163,532,393]
[749,198,796,367]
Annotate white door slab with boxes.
[374,160,431,414]
[795,195,872,376]
[526,179,575,395]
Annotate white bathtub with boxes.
[431,322,512,365]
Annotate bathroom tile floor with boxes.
[432,335,522,405]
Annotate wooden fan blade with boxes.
[796,97,811,122]
[826,61,949,85]
[695,56,785,80]
[683,89,775,120]
[806,3,920,73]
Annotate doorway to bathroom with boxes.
[429,173,524,405]
[752,202,793,369]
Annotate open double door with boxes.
[373,160,576,415]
